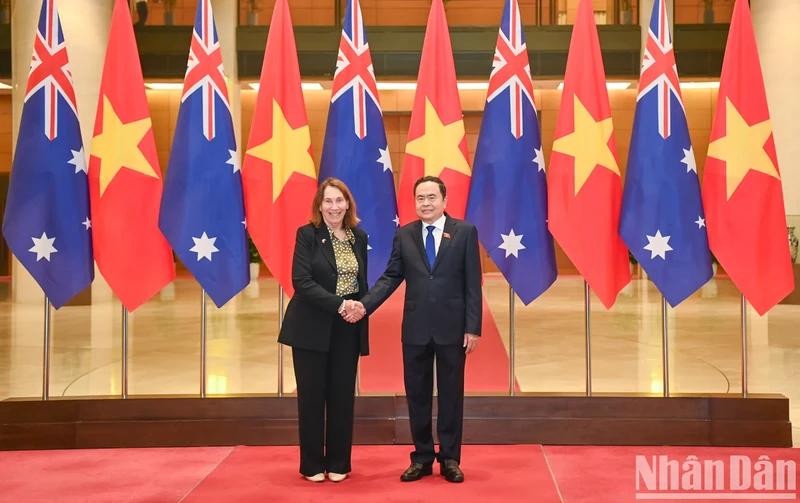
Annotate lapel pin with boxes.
[322,239,327,244]
[443,232,451,239]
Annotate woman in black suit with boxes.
[278,178,369,483]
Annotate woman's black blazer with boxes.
[278,223,369,356]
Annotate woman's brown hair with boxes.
[310,178,361,229]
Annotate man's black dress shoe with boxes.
[440,459,464,483]
[400,462,433,482]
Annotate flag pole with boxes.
[509,285,516,396]
[661,296,670,397]
[584,280,592,397]
[200,289,207,398]
[121,305,128,399]
[42,295,51,401]
[278,285,285,397]
[741,294,748,398]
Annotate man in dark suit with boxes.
[350,176,481,483]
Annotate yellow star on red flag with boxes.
[551,95,619,195]
[87,0,175,312]
[707,98,779,200]
[90,95,158,195]
[404,98,471,178]
[246,99,316,201]
[700,0,794,315]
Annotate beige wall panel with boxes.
[752,0,800,216]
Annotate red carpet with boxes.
[183,444,561,503]
[3,445,800,502]
[359,285,510,393]
[0,446,232,502]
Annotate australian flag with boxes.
[466,0,556,305]
[159,0,248,307]
[620,0,712,306]
[319,0,398,286]
[2,0,93,308]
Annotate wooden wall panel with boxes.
[239,0,340,26]
[675,0,734,24]
[0,95,11,173]
[360,0,431,26]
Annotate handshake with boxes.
[340,299,366,323]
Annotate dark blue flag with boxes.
[319,0,398,286]
[466,0,556,305]
[620,0,712,306]
[2,0,93,308]
[159,0,248,307]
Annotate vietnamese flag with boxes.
[702,0,794,315]
[88,0,174,311]
[241,0,317,296]
[397,0,471,224]
[547,0,630,309]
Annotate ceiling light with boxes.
[376,82,417,91]
[457,82,489,90]
[144,82,184,91]
[248,82,324,91]
[680,81,720,89]
[556,81,631,90]
[375,82,491,91]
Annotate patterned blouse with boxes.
[328,226,359,296]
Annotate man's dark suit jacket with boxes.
[278,223,370,356]
[361,215,482,345]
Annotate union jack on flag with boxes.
[181,0,229,141]
[2,0,94,308]
[620,0,713,306]
[467,0,556,304]
[160,0,248,307]
[638,0,682,139]
[485,0,535,140]
[25,0,78,140]
[320,0,398,285]
[329,0,381,140]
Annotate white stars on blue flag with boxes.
[498,229,526,258]
[2,0,93,308]
[620,0,712,306]
[643,230,673,260]
[190,232,219,261]
[466,0,556,304]
[159,0,248,307]
[29,232,58,262]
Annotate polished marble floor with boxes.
[1,273,798,444]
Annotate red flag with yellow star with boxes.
[397,0,471,224]
[88,0,174,311]
[547,0,630,309]
[702,0,794,315]
[242,0,317,296]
